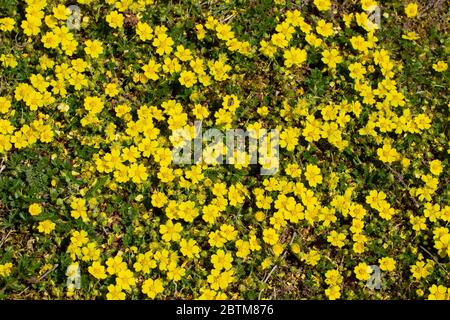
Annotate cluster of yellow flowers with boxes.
[0,0,448,300]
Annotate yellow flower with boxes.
[327,230,346,248]
[378,201,395,220]
[321,49,343,69]
[0,262,13,277]
[354,262,372,281]
[348,62,366,80]
[377,143,400,163]
[175,45,193,62]
[211,249,233,270]
[208,230,226,247]
[106,284,126,300]
[157,166,175,183]
[410,260,434,279]
[163,57,181,74]
[21,17,42,36]
[301,249,321,266]
[263,228,279,245]
[220,224,238,241]
[432,61,448,72]
[196,24,206,40]
[167,264,186,281]
[428,285,448,300]
[81,242,101,261]
[159,220,183,242]
[0,97,11,114]
[151,192,168,208]
[316,19,334,37]
[207,268,234,291]
[379,257,396,272]
[360,0,378,11]
[179,71,197,88]
[272,243,284,256]
[208,59,232,81]
[105,83,119,97]
[255,211,265,222]
[88,261,107,280]
[29,203,43,216]
[365,190,387,211]
[152,33,174,55]
[84,39,104,58]
[325,269,343,286]
[285,163,302,178]
[0,53,18,68]
[402,31,419,41]
[106,255,128,275]
[429,160,443,176]
[280,127,300,150]
[179,238,200,258]
[305,164,322,187]
[325,285,341,300]
[116,269,136,290]
[414,114,431,130]
[84,96,104,114]
[70,230,89,248]
[401,157,411,168]
[405,3,418,18]
[142,59,161,80]
[236,240,251,258]
[136,22,153,41]
[37,220,56,234]
[410,215,427,232]
[260,40,277,57]
[305,33,323,47]
[216,23,234,41]
[71,58,88,73]
[271,33,288,48]
[41,32,60,49]
[193,104,209,120]
[283,47,307,67]
[261,257,273,270]
[142,278,164,298]
[350,35,368,52]
[314,0,331,11]
[128,163,148,184]
[106,11,124,29]
[53,4,70,20]
[0,18,15,32]
[70,198,88,222]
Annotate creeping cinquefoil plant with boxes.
[0,0,449,300]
